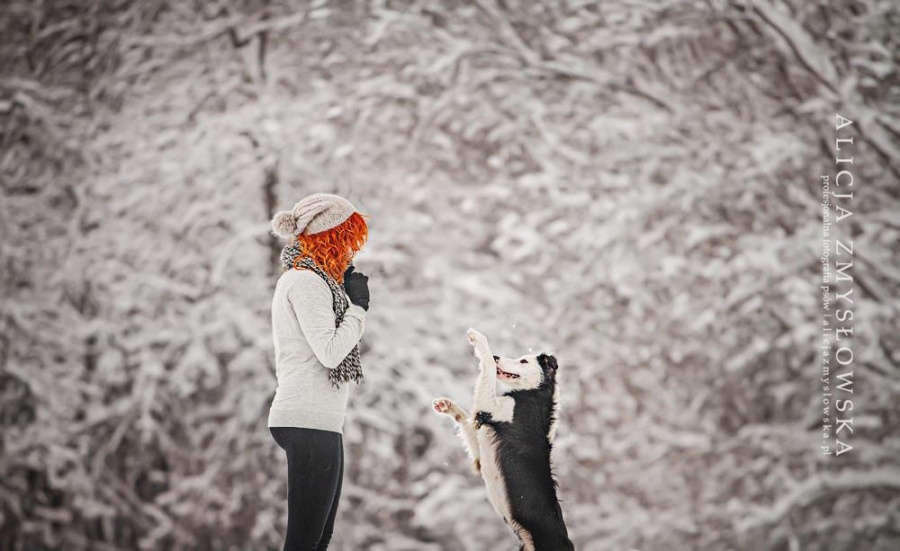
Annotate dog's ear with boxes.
[537,353,558,379]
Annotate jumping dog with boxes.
[433,328,574,551]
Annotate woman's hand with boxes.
[343,266,370,311]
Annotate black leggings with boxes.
[270,427,344,551]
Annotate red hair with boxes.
[292,211,368,283]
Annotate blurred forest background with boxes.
[2,0,899,550]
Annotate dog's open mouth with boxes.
[496,366,520,379]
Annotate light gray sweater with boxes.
[268,268,367,434]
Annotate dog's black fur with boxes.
[475,354,574,551]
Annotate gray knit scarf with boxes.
[280,243,364,388]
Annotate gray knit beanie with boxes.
[271,193,357,238]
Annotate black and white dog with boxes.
[433,328,574,551]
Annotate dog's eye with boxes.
[520,359,528,364]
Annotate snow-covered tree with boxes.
[2,1,898,549]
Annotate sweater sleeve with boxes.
[286,270,367,370]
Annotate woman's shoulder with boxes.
[280,267,324,283]
[279,268,329,292]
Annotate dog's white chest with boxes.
[477,427,512,523]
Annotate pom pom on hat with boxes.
[271,210,298,239]
[271,193,358,239]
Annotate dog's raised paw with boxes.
[432,398,453,414]
[466,328,486,346]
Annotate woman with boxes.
[268,192,370,551]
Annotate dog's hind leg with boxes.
[432,398,481,473]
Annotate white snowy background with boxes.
[2,1,899,550]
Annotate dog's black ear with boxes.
[537,353,558,378]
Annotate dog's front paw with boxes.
[432,398,454,415]
[466,328,491,361]
[466,328,487,347]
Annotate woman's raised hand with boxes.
[343,266,370,311]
